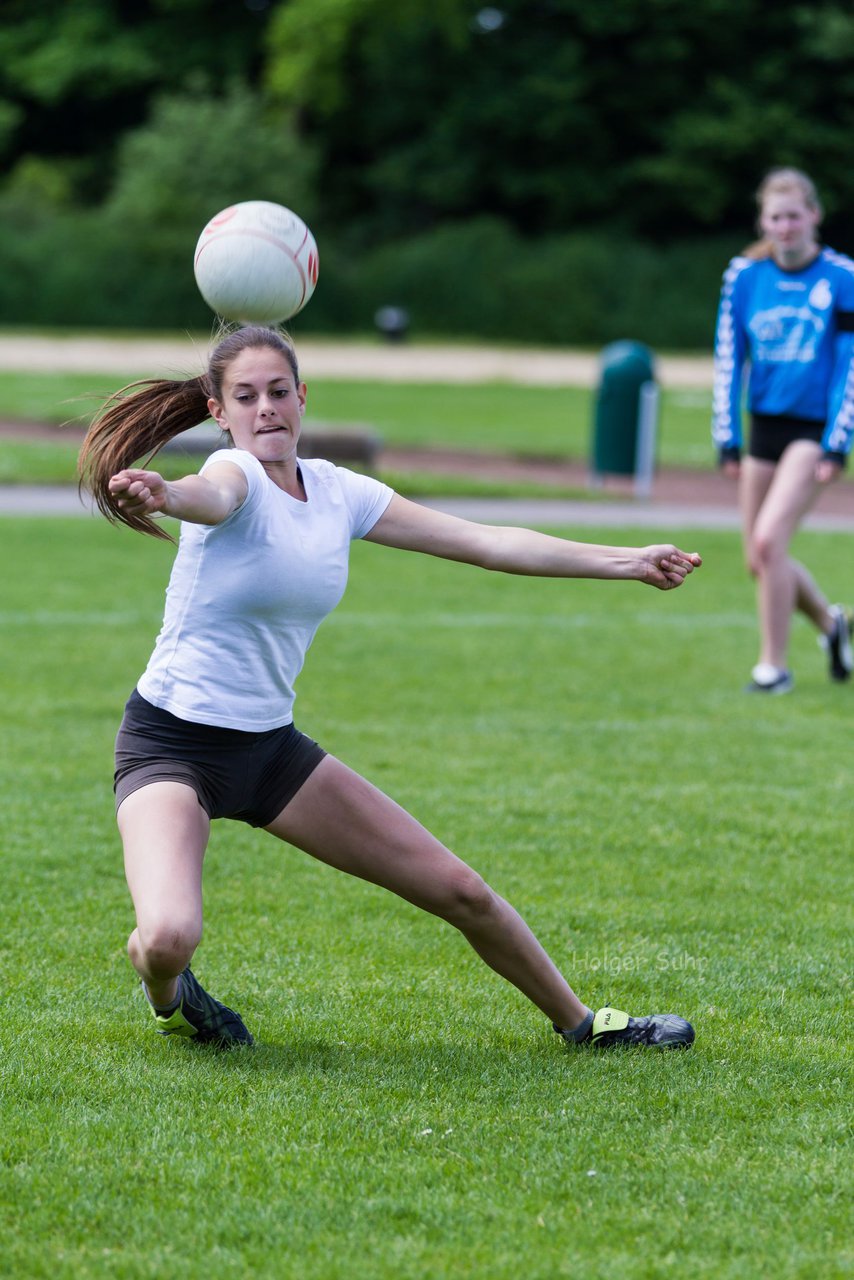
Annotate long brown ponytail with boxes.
[78,375,211,540]
[78,325,299,540]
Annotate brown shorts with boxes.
[114,689,326,827]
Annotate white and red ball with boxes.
[193,201,319,323]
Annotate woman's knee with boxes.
[435,867,497,927]
[131,916,202,977]
[749,527,785,574]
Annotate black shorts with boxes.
[748,414,824,464]
[114,689,326,827]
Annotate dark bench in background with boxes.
[161,423,382,470]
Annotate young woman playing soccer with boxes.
[79,325,701,1053]
[712,167,854,694]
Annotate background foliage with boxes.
[1,0,853,343]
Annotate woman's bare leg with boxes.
[264,756,590,1030]
[742,443,832,668]
[119,780,210,1008]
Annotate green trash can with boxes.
[591,340,658,495]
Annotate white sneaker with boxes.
[745,663,794,694]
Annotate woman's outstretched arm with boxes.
[107,461,249,527]
[365,495,702,591]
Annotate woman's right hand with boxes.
[721,459,741,480]
[815,456,842,485]
[108,468,169,516]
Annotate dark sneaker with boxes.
[589,1006,694,1049]
[555,1006,694,1049]
[821,605,853,682]
[744,664,793,695]
[152,967,253,1047]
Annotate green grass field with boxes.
[1,515,850,1279]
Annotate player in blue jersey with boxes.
[712,167,853,693]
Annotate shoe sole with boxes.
[591,1028,695,1050]
[823,608,853,681]
[829,637,853,681]
[744,679,793,694]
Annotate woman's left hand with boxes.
[815,457,842,485]
[638,545,703,590]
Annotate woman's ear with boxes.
[207,397,227,428]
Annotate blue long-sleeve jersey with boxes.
[712,246,854,458]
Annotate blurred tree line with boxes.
[1,0,852,346]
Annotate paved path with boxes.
[2,484,852,531]
[0,486,97,517]
[420,497,854,531]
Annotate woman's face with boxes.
[207,346,306,466]
[759,190,820,264]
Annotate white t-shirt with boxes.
[137,450,394,731]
